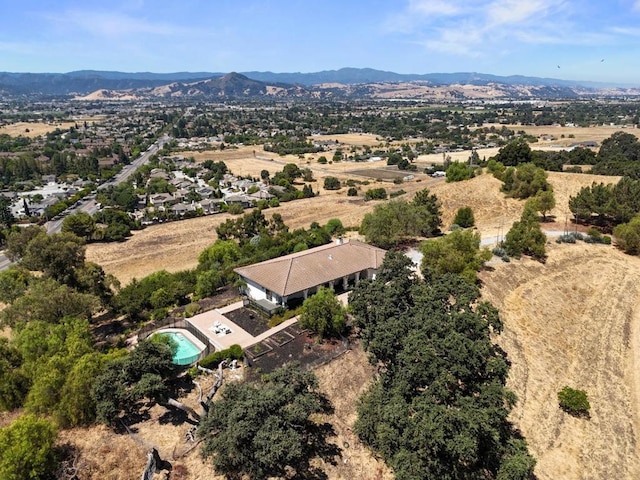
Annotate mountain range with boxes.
[0,68,637,101]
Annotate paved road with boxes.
[0,135,169,271]
[44,134,169,235]
[0,251,11,271]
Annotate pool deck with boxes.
[187,301,299,350]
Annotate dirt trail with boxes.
[481,243,640,479]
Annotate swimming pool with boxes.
[154,330,205,366]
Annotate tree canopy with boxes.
[420,228,492,283]
[0,414,58,480]
[198,364,339,479]
[453,206,475,228]
[298,287,347,339]
[613,214,640,255]
[497,163,551,199]
[504,201,547,260]
[445,161,473,182]
[93,338,176,426]
[360,189,442,248]
[348,251,535,480]
[493,138,534,166]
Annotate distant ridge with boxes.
[0,67,637,99]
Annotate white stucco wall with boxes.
[244,278,267,301]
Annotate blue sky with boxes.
[2,0,640,84]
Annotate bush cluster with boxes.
[198,344,243,370]
[558,386,590,417]
[556,230,611,245]
[492,246,510,262]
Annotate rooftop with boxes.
[234,239,386,297]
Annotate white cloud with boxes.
[486,0,552,27]
[610,26,640,36]
[43,9,192,39]
[386,0,609,57]
[408,0,463,17]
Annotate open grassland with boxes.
[0,121,78,138]
[502,123,637,146]
[310,132,383,146]
[85,161,619,285]
[481,242,640,479]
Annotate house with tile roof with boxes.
[234,239,386,313]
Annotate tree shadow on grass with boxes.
[157,407,199,426]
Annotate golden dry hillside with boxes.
[86,168,618,285]
[481,242,640,479]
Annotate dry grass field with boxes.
[310,133,383,146]
[481,242,640,479]
[0,121,77,138]
[80,127,640,479]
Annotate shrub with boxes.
[587,227,601,239]
[453,206,475,228]
[325,218,345,236]
[268,306,303,328]
[0,414,58,480]
[150,307,169,321]
[556,234,576,244]
[558,386,590,417]
[347,187,358,197]
[446,161,472,182]
[227,203,244,215]
[364,188,387,200]
[389,189,406,198]
[323,177,341,190]
[199,345,243,370]
[492,246,507,257]
[298,287,347,339]
[184,302,200,318]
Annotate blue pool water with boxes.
[156,331,203,365]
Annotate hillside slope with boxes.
[481,243,640,479]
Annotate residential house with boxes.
[234,239,386,313]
